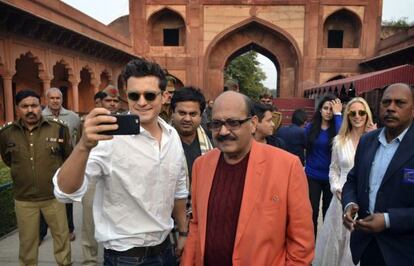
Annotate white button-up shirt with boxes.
[53,118,188,251]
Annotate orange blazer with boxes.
[182,141,314,266]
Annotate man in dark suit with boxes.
[276,108,307,165]
[342,83,414,266]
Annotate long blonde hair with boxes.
[335,97,374,145]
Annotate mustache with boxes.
[180,122,193,126]
[383,115,398,120]
[216,134,237,142]
[25,112,36,118]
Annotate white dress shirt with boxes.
[54,118,188,251]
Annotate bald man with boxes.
[343,83,414,266]
[182,91,314,266]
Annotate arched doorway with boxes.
[78,67,94,113]
[51,60,72,109]
[224,44,279,99]
[12,53,43,114]
[323,9,362,48]
[147,8,186,47]
[13,53,43,96]
[204,18,301,100]
[99,70,111,90]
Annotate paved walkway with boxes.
[0,202,103,265]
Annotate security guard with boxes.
[0,90,72,266]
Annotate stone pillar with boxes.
[42,78,51,104]
[3,75,14,122]
[91,78,99,94]
[72,82,79,112]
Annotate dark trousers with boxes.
[40,203,74,238]
[103,241,177,266]
[307,177,333,237]
[360,239,386,266]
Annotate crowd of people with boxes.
[0,56,413,266]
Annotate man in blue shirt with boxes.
[342,83,414,266]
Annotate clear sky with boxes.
[61,0,414,90]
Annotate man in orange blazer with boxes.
[181,91,314,266]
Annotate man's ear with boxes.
[250,115,258,134]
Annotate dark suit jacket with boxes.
[342,123,414,265]
[276,124,306,165]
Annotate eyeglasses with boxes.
[348,110,367,117]
[127,91,161,102]
[208,117,251,131]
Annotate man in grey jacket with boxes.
[40,87,80,243]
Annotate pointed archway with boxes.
[225,43,279,99]
[51,60,73,109]
[204,18,301,100]
[78,67,95,113]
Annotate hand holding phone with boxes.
[100,114,140,135]
[353,212,359,221]
[79,108,117,150]
[343,203,359,231]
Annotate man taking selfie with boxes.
[53,58,188,265]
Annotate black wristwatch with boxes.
[178,231,188,237]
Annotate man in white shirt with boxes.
[53,58,188,265]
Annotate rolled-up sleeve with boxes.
[53,141,109,203]
[174,155,189,199]
[53,168,88,203]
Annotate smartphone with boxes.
[101,114,140,135]
[353,212,359,221]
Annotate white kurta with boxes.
[313,136,358,266]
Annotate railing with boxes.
[0,182,16,237]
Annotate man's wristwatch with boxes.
[179,231,188,237]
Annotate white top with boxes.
[329,137,356,194]
[53,118,188,251]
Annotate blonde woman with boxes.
[314,97,376,266]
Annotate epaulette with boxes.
[48,118,68,127]
[0,121,14,132]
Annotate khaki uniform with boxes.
[0,118,72,201]
[0,118,72,266]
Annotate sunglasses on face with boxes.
[348,110,367,117]
[207,117,251,131]
[127,91,161,102]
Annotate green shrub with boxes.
[0,160,11,185]
[0,160,15,237]
[0,185,16,237]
